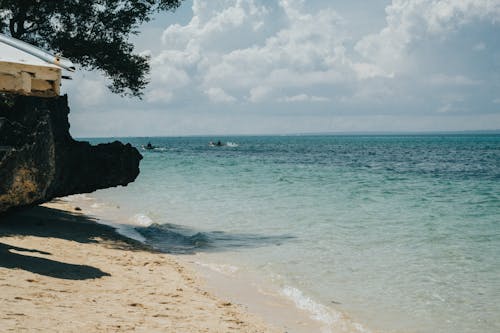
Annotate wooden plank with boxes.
[19,71,31,94]
[0,73,17,92]
[51,75,61,96]
[0,60,61,97]
[31,78,52,91]
[0,72,58,97]
[0,61,60,81]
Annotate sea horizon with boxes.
[74,130,500,140]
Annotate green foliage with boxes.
[0,0,183,97]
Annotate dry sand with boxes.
[0,201,281,332]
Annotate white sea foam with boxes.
[282,286,337,328]
[194,261,239,275]
[112,223,147,243]
[281,285,371,333]
[130,213,153,227]
[226,142,239,147]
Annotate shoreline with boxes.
[53,195,360,333]
[0,201,281,332]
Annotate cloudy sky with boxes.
[63,0,500,137]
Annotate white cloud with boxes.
[352,62,393,80]
[339,81,395,104]
[277,94,330,103]
[63,0,500,136]
[436,94,465,113]
[248,85,272,103]
[146,89,173,103]
[73,78,107,107]
[429,74,482,86]
[355,0,500,72]
[204,87,236,103]
[436,103,454,113]
[150,0,359,105]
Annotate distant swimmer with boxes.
[145,142,154,150]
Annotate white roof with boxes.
[0,41,59,68]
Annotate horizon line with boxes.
[74,129,500,139]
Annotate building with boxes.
[0,34,74,97]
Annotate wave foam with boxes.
[281,286,371,333]
[194,261,239,275]
[282,286,338,326]
[130,213,154,227]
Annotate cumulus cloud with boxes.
[72,77,107,107]
[248,85,272,103]
[149,0,367,105]
[149,0,498,110]
[355,0,500,73]
[147,89,174,103]
[204,87,236,103]
[64,0,500,136]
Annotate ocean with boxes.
[73,135,500,333]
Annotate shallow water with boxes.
[82,135,500,333]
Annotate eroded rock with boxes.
[0,95,142,213]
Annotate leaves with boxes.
[0,0,183,97]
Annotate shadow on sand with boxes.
[0,204,149,280]
[0,242,110,280]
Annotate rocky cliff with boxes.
[0,94,142,213]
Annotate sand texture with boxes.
[0,202,280,332]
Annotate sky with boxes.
[63,0,500,137]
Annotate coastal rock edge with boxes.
[0,95,142,213]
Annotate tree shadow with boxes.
[0,204,150,252]
[0,204,152,280]
[0,242,110,280]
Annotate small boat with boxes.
[208,140,239,147]
[209,140,224,147]
[143,142,155,150]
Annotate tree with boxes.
[0,0,183,97]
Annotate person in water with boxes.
[146,142,153,149]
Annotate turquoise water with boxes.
[85,135,500,333]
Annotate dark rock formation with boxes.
[0,94,142,213]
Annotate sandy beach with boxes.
[0,201,281,333]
